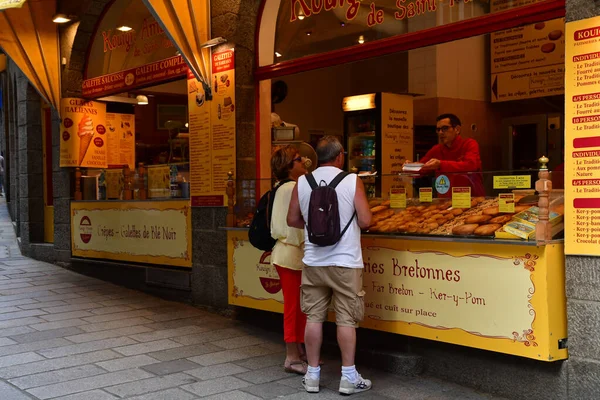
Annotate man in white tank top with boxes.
[287,136,372,395]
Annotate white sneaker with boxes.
[339,374,372,395]
[302,374,320,393]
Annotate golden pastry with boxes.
[474,224,502,236]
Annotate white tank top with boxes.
[297,166,363,268]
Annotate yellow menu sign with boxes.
[493,175,531,189]
[60,98,107,168]
[499,193,516,213]
[390,188,406,209]
[452,187,471,209]
[105,113,135,168]
[419,188,433,203]
[565,16,600,255]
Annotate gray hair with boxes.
[316,136,344,164]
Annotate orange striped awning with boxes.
[142,0,211,93]
[0,0,61,115]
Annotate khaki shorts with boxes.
[300,266,365,328]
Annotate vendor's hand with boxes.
[402,159,412,166]
[422,158,441,170]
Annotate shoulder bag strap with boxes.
[305,173,318,190]
[328,171,350,189]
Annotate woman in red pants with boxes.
[270,145,308,375]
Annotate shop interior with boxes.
[80,78,190,201]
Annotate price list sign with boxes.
[566,16,600,255]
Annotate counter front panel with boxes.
[71,200,192,268]
[227,230,567,361]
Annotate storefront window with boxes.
[274,0,551,62]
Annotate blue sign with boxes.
[435,175,450,195]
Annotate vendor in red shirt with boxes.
[411,114,485,196]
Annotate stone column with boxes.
[565,2,600,399]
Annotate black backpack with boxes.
[306,172,356,247]
[249,179,292,251]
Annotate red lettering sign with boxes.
[212,50,235,73]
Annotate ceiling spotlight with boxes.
[358,35,365,44]
[275,52,282,58]
[185,123,189,128]
[340,22,346,27]
[306,31,312,36]
[52,14,71,24]
[136,95,149,105]
[298,9,305,20]
[117,26,133,32]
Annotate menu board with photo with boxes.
[188,49,237,207]
[106,113,135,168]
[60,98,107,168]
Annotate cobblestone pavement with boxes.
[0,202,505,399]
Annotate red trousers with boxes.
[275,265,306,343]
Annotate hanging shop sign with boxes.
[59,98,107,168]
[565,15,600,256]
[491,18,565,102]
[227,230,567,361]
[82,55,187,98]
[106,113,135,168]
[71,200,192,268]
[0,0,26,10]
[188,50,236,207]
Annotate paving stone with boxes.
[52,389,118,400]
[124,388,197,400]
[0,298,39,308]
[89,305,134,315]
[96,355,161,372]
[181,376,252,397]
[39,310,95,322]
[0,351,45,368]
[29,318,88,331]
[173,327,248,345]
[0,282,74,295]
[234,353,286,370]
[185,363,250,380]
[37,337,138,358]
[33,293,83,303]
[142,316,219,331]
[82,309,156,323]
[0,380,33,400]
[0,306,25,314]
[188,346,275,366]
[0,326,35,338]
[241,382,299,399]
[18,300,68,310]
[212,335,267,350]
[79,317,155,333]
[235,365,294,385]
[0,350,122,379]
[41,302,102,314]
[115,339,183,356]
[9,364,107,389]
[27,369,154,399]
[9,327,85,343]
[141,359,202,375]
[200,390,262,400]
[105,372,197,397]
[148,343,223,362]
[130,325,207,342]
[65,295,116,305]
[145,309,204,322]
[0,338,72,357]
[65,325,153,344]
[0,309,47,321]
[273,389,341,399]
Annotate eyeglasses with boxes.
[436,125,453,133]
[292,157,302,163]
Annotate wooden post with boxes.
[74,168,82,201]
[226,170,236,227]
[138,163,147,200]
[536,156,552,243]
[123,166,133,200]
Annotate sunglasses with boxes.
[292,157,302,163]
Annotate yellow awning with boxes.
[0,0,61,115]
[142,0,211,94]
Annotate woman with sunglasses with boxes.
[270,145,309,374]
